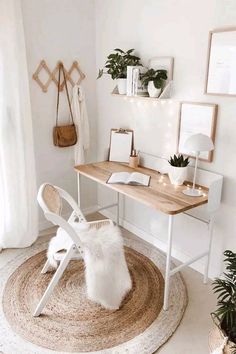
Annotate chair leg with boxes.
[33,245,76,317]
[116,192,120,226]
[41,259,51,274]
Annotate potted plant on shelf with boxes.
[209,250,236,354]
[97,48,141,94]
[168,154,189,186]
[141,68,168,98]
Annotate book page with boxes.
[128,172,150,186]
[107,172,130,184]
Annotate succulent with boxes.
[141,68,167,89]
[168,154,190,167]
[212,250,236,347]
[97,48,141,80]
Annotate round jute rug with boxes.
[0,233,187,354]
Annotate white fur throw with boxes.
[47,223,132,310]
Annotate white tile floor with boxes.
[0,217,216,354]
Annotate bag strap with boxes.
[56,63,75,126]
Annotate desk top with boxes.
[75,161,208,215]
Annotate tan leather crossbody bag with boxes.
[53,63,77,147]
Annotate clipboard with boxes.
[109,128,134,163]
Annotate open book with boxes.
[107,172,150,186]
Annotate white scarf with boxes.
[71,84,90,164]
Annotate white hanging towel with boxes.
[71,84,90,164]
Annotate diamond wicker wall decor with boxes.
[32,60,85,92]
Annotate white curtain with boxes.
[0,0,38,249]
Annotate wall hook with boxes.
[32,60,86,93]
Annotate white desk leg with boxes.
[163,215,174,311]
[77,172,81,208]
[204,216,214,284]
[116,192,120,225]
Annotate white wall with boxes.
[95,0,236,277]
[20,0,236,277]
[21,0,97,229]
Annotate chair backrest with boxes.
[38,183,86,221]
[37,183,85,248]
[38,184,62,215]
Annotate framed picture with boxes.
[178,102,218,162]
[205,27,236,96]
[148,56,174,84]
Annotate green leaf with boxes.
[107,54,116,59]
[126,49,134,54]
[141,68,167,87]
[114,48,124,53]
[97,69,104,79]
[98,48,141,80]
[153,79,162,89]
[212,249,236,343]
[168,154,190,167]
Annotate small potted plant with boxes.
[97,48,141,94]
[209,250,236,354]
[168,154,189,185]
[141,68,168,98]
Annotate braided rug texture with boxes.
[0,233,187,354]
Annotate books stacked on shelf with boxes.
[126,66,148,97]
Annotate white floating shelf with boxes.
[111,86,171,102]
[111,92,171,102]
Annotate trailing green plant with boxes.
[168,154,190,167]
[212,250,236,348]
[141,68,167,89]
[97,48,141,80]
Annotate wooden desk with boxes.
[75,161,210,310]
[75,161,208,215]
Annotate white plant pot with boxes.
[147,81,162,98]
[117,78,127,95]
[168,166,188,186]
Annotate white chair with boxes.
[34,183,113,317]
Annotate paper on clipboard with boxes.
[109,129,133,163]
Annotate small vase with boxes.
[168,166,188,186]
[129,156,139,168]
[117,78,127,95]
[147,81,162,98]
